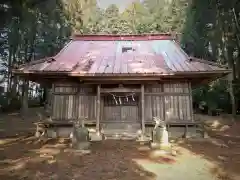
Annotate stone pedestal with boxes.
[73,141,90,150]
[71,126,90,150]
[203,131,209,138]
[90,131,104,141]
[151,126,170,150]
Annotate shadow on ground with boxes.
[0,108,45,138]
[2,110,239,180]
[180,124,240,180]
[0,108,176,180]
[0,137,178,180]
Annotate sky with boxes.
[97,0,139,11]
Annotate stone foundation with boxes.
[44,125,204,139]
[146,126,203,139]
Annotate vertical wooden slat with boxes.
[176,84,181,120]
[89,96,92,119]
[188,82,194,122]
[75,93,79,120]
[78,95,82,119]
[179,96,184,120]
[151,94,155,120]
[59,95,62,120]
[147,96,152,122]
[68,95,73,119]
[84,95,88,119]
[50,83,54,118]
[62,96,66,120]
[161,84,166,121]
[100,97,104,122]
[72,94,76,119]
[141,84,145,134]
[96,85,101,132]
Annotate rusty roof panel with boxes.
[18,35,230,76]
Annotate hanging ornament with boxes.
[113,95,118,105]
[132,94,135,101]
[119,97,122,104]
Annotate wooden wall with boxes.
[102,95,139,123]
[145,82,193,123]
[50,82,193,124]
[51,83,97,122]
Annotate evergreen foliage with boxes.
[0,0,239,114]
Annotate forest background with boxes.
[0,0,239,116]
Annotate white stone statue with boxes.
[153,117,169,147]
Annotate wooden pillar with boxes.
[96,84,101,132]
[141,84,145,134]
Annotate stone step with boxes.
[101,123,141,131]
[103,130,139,140]
[104,134,138,140]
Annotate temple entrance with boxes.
[100,87,141,138]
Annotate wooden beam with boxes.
[141,84,145,134]
[100,87,140,93]
[144,92,191,96]
[96,84,101,132]
[52,92,78,95]
[78,80,160,85]
[79,76,163,81]
[52,92,95,96]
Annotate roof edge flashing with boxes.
[71,33,175,41]
[188,57,229,69]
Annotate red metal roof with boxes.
[17,34,231,77]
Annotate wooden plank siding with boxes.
[50,82,193,127]
[102,95,139,123]
[51,83,97,122]
[144,82,192,123]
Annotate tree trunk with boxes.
[44,88,51,111]
[21,79,29,117]
[228,73,236,123]
[227,44,237,122]
[7,47,12,103]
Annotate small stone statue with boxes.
[151,117,169,148]
[71,119,90,150]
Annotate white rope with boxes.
[108,92,136,98]
[108,92,136,105]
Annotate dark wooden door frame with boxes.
[97,84,145,135]
[101,93,140,123]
